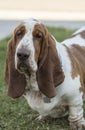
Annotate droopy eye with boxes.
[16,30,25,39]
[34,33,43,41]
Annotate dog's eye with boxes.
[35,34,42,40]
[34,33,43,41]
[16,30,24,39]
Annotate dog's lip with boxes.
[19,63,28,70]
[17,62,32,76]
[17,62,28,71]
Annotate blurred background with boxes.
[0,0,85,40]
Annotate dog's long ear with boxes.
[37,26,64,98]
[5,38,26,98]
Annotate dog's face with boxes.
[14,19,48,75]
[5,19,64,98]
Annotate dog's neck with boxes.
[25,72,39,92]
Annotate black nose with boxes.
[17,51,30,61]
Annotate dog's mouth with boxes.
[18,62,28,71]
[17,62,32,76]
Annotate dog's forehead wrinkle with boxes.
[23,19,40,32]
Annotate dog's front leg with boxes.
[68,99,85,130]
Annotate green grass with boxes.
[0,27,76,130]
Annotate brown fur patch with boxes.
[32,25,43,62]
[14,24,27,46]
[5,24,27,98]
[64,44,85,95]
[35,24,65,98]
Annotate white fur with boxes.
[15,19,41,72]
[62,26,85,48]
[15,19,40,91]
[62,35,85,47]
[15,19,85,129]
[15,26,37,72]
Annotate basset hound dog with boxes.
[5,19,85,130]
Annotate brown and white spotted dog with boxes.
[5,19,85,130]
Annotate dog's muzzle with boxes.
[16,49,31,74]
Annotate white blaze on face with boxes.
[15,19,41,72]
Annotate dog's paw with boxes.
[70,120,85,130]
[35,115,47,122]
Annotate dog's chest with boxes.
[24,73,67,116]
[24,90,64,117]
[24,91,50,110]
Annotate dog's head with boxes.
[5,19,64,98]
